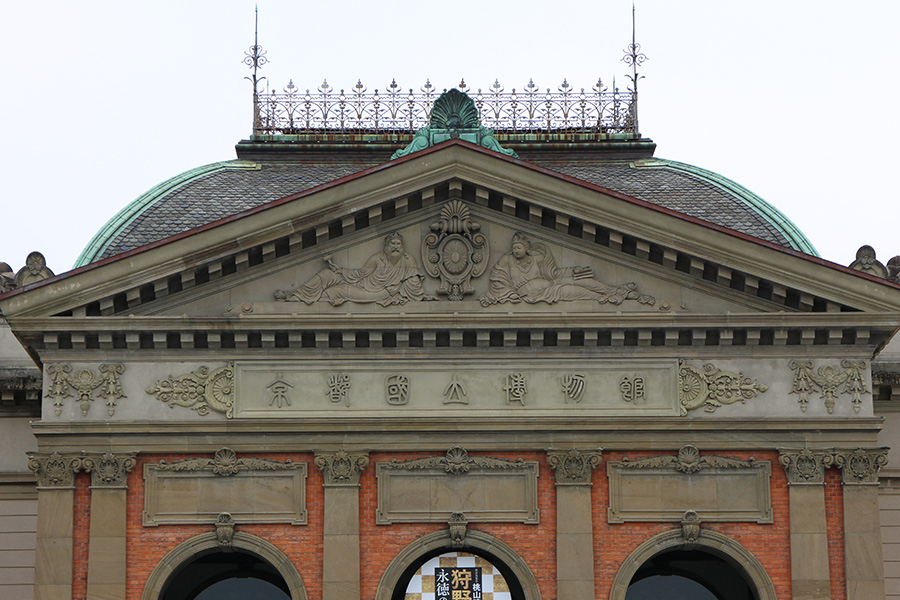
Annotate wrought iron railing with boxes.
[251,78,637,136]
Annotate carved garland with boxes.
[387,446,528,476]
[789,360,868,414]
[155,448,297,476]
[146,362,235,418]
[678,361,768,416]
[45,363,127,417]
[618,445,756,475]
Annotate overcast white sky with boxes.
[2,1,898,274]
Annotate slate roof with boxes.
[77,148,816,266]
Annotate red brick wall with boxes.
[825,469,847,600]
[63,448,849,600]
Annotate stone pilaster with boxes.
[27,452,84,600]
[315,451,369,600]
[547,449,602,600]
[84,453,136,600]
[835,448,889,600]
[779,449,833,600]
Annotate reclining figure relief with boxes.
[276,232,436,307]
[479,232,655,307]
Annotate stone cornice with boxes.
[314,450,369,486]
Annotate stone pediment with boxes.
[3,142,900,324]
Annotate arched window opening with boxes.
[161,551,291,600]
[625,549,755,600]
[395,550,525,600]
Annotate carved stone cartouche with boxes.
[678,361,768,416]
[422,200,488,300]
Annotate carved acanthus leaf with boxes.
[387,446,528,476]
[315,450,369,485]
[546,449,602,485]
[789,360,868,414]
[146,362,234,418]
[155,448,298,477]
[619,445,756,475]
[678,361,768,416]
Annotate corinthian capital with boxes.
[27,451,85,488]
[83,452,137,488]
[315,450,369,486]
[778,449,833,485]
[546,448,603,485]
[834,448,889,485]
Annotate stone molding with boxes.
[386,446,530,475]
[26,451,84,488]
[546,448,602,485]
[83,451,137,488]
[314,450,369,486]
[778,449,834,485]
[834,448,888,485]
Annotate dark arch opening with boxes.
[160,550,291,600]
[625,549,756,600]
[391,548,526,600]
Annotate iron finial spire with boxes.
[622,2,647,135]
[244,5,268,135]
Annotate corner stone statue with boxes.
[479,232,655,306]
[276,232,436,307]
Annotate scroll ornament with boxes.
[619,445,756,475]
[387,446,528,476]
[146,362,235,418]
[789,360,868,414]
[422,199,488,300]
[547,449,602,484]
[154,448,298,477]
[678,361,768,416]
[315,450,370,485]
[45,363,126,417]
